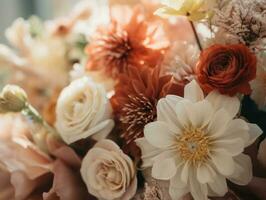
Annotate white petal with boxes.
[184,80,204,103]
[221,119,249,142]
[157,95,183,132]
[212,138,245,156]
[152,158,177,180]
[246,123,263,147]
[169,173,189,200]
[211,152,235,176]
[66,119,113,144]
[152,150,179,164]
[135,138,162,168]
[91,119,114,141]
[144,121,177,148]
[189,172,209,200]
[175,100,193,128]
[208,175,228,197]
[208,109,230,138]
[181,162,190,184]
[189,100,213,128]
[228,154,252,185]
[206,91,240,119]
[197,163,216,184]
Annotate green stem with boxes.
[189,21,203,51]
[21,103,60,139]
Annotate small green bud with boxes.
[0,85,28,113]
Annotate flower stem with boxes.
[21,103,59,138]
[189,21,203,51]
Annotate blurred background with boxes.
[0,0,78,44]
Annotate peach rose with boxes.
[196,44,257,96]
[81,139,137,200]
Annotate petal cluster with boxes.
[137,80,262,200]
[81,139,137,200]
[55,77,114,144]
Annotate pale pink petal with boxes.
[0,168,14,200]
[53,146,81,168]
[43,160,88,200]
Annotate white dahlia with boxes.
[136,80,262,200]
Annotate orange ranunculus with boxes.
[196,44,257,96]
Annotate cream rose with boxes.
[55,77,114,144]
[81,139,137,200]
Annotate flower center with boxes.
[101,30,132,71]
[120,94,156,143]
[177,127,210,164]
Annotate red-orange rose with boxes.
[196,44,257,96]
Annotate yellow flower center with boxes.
[177,127,210,164]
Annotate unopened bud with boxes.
[0,85,28,113]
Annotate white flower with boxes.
[136,80,262,200]
[81,139,137,200]
[55,77,114,144]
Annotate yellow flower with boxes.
[155,0,216,21]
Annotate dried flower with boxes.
[0,85,28,113]
[111,66,183,157]
[155,0,217,21]
[86,6,169,78]
[162,41,199,84]
[196,44,257,96]
[143,183,163,200]
[213,0,266,51]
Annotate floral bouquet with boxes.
[0,0,266,200]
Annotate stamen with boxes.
[177,127,211,165]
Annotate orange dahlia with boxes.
[111,66,183,158]
[86,6,169,78]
